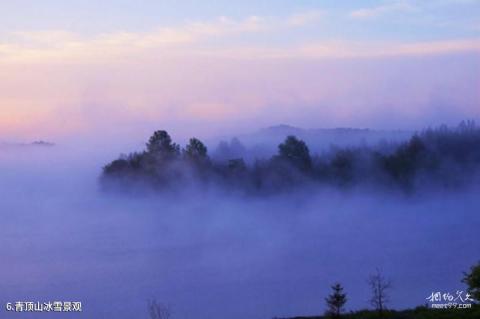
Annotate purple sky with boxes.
[0,1,479,141]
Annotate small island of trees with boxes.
[101,121,480,194]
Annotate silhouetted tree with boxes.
[325,283,347,318]
[277,135,312,171]
[368,269,392,316]
[184,138,208,162]
[103,158,129,175]
[228,158,247,172]
[146,130,180,159]
[458,119,476,132]
[330,149,355,185]
[214,137,246,161]
[382,134,427,188]
[463,261,480,302]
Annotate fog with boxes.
[209,125,414,162]
[0,140,479,319]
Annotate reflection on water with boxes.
[0,148,478,319]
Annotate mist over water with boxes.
[0,141,479,319]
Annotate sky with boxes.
[0,0,479,142]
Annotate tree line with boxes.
[102,120,480,193]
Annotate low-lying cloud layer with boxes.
[0,142,478,319]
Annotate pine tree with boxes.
[325,283,347,318]
[277,135,312,171]
[146,130,180,160]
[184,138,208,161]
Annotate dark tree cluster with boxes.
[101,121,480,193]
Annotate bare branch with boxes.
[148,300,171,319]
[367,268,392,314]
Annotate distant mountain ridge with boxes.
[208,124,414,162]
[237,124,413,154]
[260,124,408,135]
